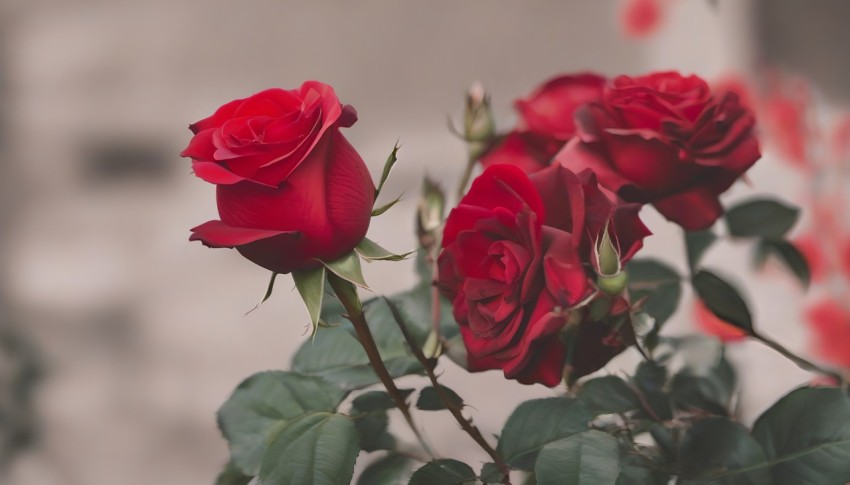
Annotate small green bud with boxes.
[595,224,621,276]
[463,82,495,161]
[422,329,443,359]
[417,177,446,248]
[597,271,629,296]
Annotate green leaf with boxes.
[626,259,682,343]
[355,238,413,262]
[678,417,771,484]
[632,361,672,421]
[578,376,640,415]
[685,229,717,273]
[497,397,594,470]
[416,385,463,411]
[352,390,413,413]
[725,198,800,239]
[216,372,348,475]
[291,298,425,390]
[757,240,811,288]
[375,143,400,201]
[371,195,402,217]
[322,251,368,288]
[350,390,412,452]
[358,454,412,485]
[692,270,753,333]
[670,346,736,416]
[534,430,621,485]
[292,267,326,332]
[351,407,393,452]
[751,387,850,484]
[260,412,359,485]
[409,459,476,485]
[480,462,505,484]
[215,461,253,485]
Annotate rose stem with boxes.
[750,330,847,389]
[327,274,437,458]
[455,157,476,201]
[384,297,513,484]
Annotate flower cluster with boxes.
[439,71,760,385]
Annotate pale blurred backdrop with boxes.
[1,1,848,484]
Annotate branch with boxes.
[384,297,512,484]
[751,330,846,389]
[327,275,437,458]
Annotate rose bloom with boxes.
[479,74,606,173]
[184,82,374,274]
[438,164,649,386]
[558,71,761,231]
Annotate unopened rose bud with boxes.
[417,177,446,249]
[597,271,629,296]
[464,82,495,161]
[595,224,622,276]
[595,224,628,295]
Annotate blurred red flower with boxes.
[694,300,748,343]
[620,0,664,38]
[806,300,850,369]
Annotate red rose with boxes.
[437,164,649,386]
[558,71,761,230]
[186,84,374,274]
[480,74,606,173]
[181,82,357,187]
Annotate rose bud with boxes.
[184,82,374,274]
[463,81,496,162]
[480,73,606,174]
[593,225,631,296]
[558,71,761,231]
[437,164,648,386]
[416,177,446,250]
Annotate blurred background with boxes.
[1,0,849,483]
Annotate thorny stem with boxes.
[751,330,847,390]
[385,297,513,484]
[327,275,437,459]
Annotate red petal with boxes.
[652,187,723,230]
[461,164,547,224]
[192,160,249,185]
[514,73,606,140]
[556,138,633,195]
[479,131,552,174]
[180,129,217,160]
[189,220,292,247]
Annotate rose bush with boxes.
[437,163,649,386]
[558,71,760,230]
[479,73,605,173]
[184,82,374,274]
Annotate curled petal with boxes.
[652,187,723,231]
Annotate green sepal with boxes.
[322,251,369,289]
[356,238,414,262]
[292,266,326,335]
[375,143,400,201]
[372,195,402,217]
